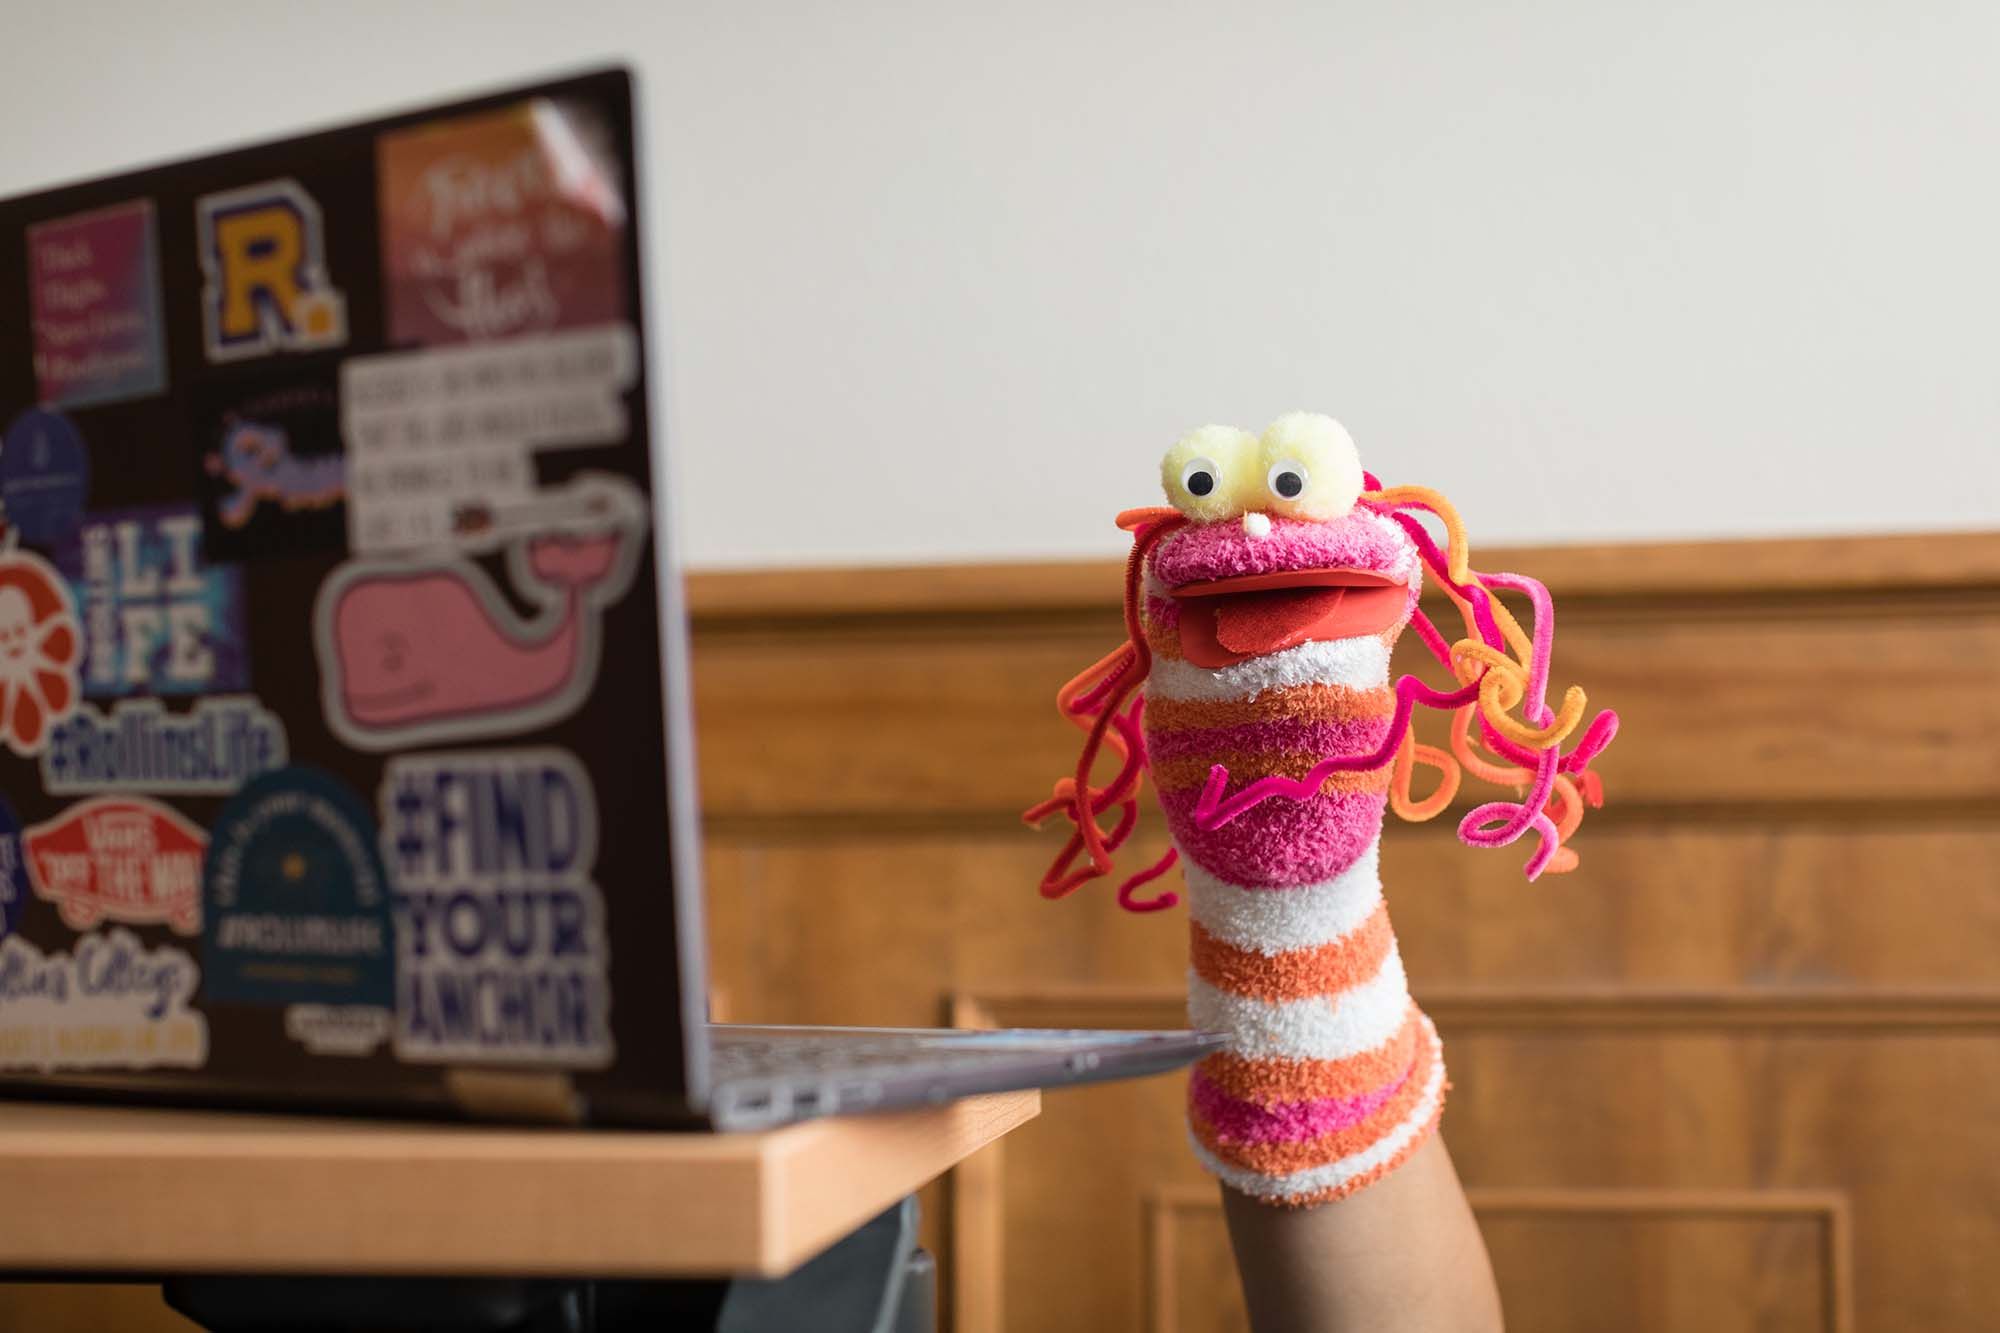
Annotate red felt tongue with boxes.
[1212,587,1350,655]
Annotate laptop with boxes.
[0,68,1217,1130]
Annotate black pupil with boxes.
[1275,471,1304,498]
[1187,470,1215,497]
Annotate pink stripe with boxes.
[1159,786,1387,888]
[1190,1067,1410,1144]
[1151,512,1415,590]
[1144,716,1391,763]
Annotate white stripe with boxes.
[1187,947,1410,1061]
[1185,840,1384,954]
[1147,635,1391,703]
[1190,1018,1446,1201]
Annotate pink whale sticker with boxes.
[312,473,645,751]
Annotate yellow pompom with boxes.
[1252,412,1363,521]
[1161,425,1255,523]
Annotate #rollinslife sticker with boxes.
[201,766,395,1010]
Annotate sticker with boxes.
[340,324,638,555]
[0,546,82,756]
[0,408,91,546]
[202,766,394,1008]
[52,504,247,696]
[24,796,205,934]
[313,475,643,751]
[0,798,24,944]
[285,1003,390,1056]
[377,98,626,346]
[41,696,288,795]
[383,749,612,1068]
[195,178,347,362]
[26,199,170,408]
[0,929,207,1071]
[195,376,346,561]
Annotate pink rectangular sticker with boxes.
[26,199,168,408]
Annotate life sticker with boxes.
[0,797,25,944]
[202,767,395,1008]
[52,504,247,697]
[196,178,347,362]
[0,546,82,757]
[0,408,91,547]
[377,98,626,347]
[194,375,346,562]
[339,323,639,555]
[313,474,643,751]
[24,796,205,935]
[382,749,613,1068]
[0,929,208,1072]
[41,696,288,795]
[26,198,170,408]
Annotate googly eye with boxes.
[1181,458,1221,499]
[1267,461,1308,502]
[1161,426,1254,521]
[1254,413,1362,520]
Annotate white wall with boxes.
[4,0,1996,568]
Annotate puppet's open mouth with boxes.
[1172,567,1406,668]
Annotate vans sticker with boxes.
[24,795,205,935]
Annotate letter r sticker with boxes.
[196,179,347,362]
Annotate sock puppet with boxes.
[1025,413,1618,1207]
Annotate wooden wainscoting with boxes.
[690,533,2000,1333]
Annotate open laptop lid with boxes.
[0,68,711,1124]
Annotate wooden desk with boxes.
[0,1092,1038,1281]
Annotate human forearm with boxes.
[1222,1133,1502,1333]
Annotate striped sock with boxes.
[1180,841,1446,1207]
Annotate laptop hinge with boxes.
[444,1069,586,1125]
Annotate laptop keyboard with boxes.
[707,1031,1039,1082]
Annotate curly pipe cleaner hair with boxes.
[1025,477,1620,910]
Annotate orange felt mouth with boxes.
[1172,567,1406,668]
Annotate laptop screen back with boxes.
[0,68,703,1123]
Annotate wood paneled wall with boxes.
[693,532,2000,1333]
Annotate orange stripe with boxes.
[1190,905,1395,1003]
[1190,1020,1437,1174]
[1144,682,1396,733]
[1197,1008,1422,1105]
[1151,749,1393,795]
